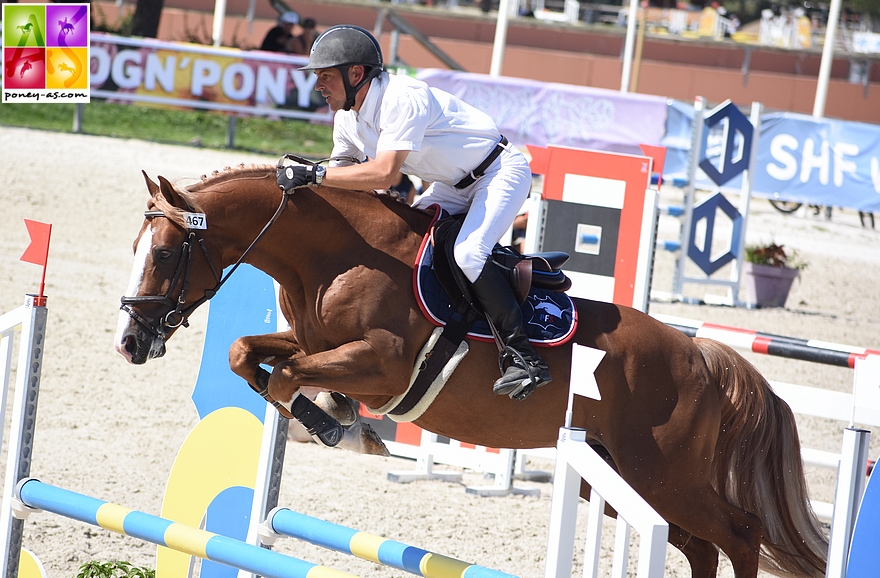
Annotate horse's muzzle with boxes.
[116,327,166,365]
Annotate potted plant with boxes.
[742,242,808,308]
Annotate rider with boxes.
[285,24,551,399]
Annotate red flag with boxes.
[20,219,52,266]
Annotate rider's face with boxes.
[314,67,347,112]
[313,66,364,112]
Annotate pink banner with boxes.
[417,69,667,154]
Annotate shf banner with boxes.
[89,33,331,122]
[2,3,90,103]
[755,112,880,212]
[665,106,880,213]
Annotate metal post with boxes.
[825,427,871,578]
[629,5,647,93]
[73,103,83,133]
[672,96,705,298]
[731,102,762,307]
[212,0,227,47]
[813,0,843,117]
[390,28,401,66]
[239,405,287,578]
[0,296,47,578]
[741,46,751,87]
[490,0,512,77]
[620,0,639,92]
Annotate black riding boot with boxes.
[471,261,552,400]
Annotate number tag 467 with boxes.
[183,213,207,230]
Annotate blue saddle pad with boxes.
[413,236,577,346]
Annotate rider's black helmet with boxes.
[299,25,383,111]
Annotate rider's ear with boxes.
[142,171,160,198]
[350,65,364,85]
[157,175,185,208]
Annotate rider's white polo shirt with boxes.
[329,72,500,187]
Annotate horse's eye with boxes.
[154,248,174,262]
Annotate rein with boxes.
[121,155,359,340]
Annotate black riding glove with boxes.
[277,165,320,192]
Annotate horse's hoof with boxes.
[314,391,358,426]
[335,421,391,456]
[358,421,391,456]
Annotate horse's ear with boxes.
[142,171,160,197]
[157,175,186,208]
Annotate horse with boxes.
[114,164,828,578]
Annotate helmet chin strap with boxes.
[340,65,379,111]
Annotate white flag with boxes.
[569,344,606,401]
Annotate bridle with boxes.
[119,211,221,340]
[120,154,360,341]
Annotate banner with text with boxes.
[89,33,331,122]
[664,106,880,213]
[416,69,668,156]
[2,3,90,103]
[755,112,880,212]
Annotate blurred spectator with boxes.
[726,12,740,35]
[260,11,299,53]
[289,18,318,55]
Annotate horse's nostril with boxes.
[123,335,138,355]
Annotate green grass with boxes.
[0,101,334,158]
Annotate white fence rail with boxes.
[545,427,668,578]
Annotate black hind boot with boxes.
[471,260,551,400]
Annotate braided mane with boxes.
[148,165,277,228]
[185,164,275,193]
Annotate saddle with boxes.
[380,212,575,418]
[430,214,572,315]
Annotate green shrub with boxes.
[77,561,155,578]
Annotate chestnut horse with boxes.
[115,165,827,578]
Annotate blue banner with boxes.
[664,106,880,212]
[755,113,880,212]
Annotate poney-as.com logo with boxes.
[2,3,90,103]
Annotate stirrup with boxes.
[492,348,551,401]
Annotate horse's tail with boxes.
[696,337,828,578]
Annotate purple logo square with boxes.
[46,4,88,47]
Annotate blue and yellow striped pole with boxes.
[266,507,519,578]
[15,479,355,578]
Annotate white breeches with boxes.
[412,143,532,283]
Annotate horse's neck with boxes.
[211,182,430,288]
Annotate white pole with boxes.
[212,0,227,47]
[246,0,256,35]
[620,0,639,92]
[813,0,842,117]
[490,0,512,77]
